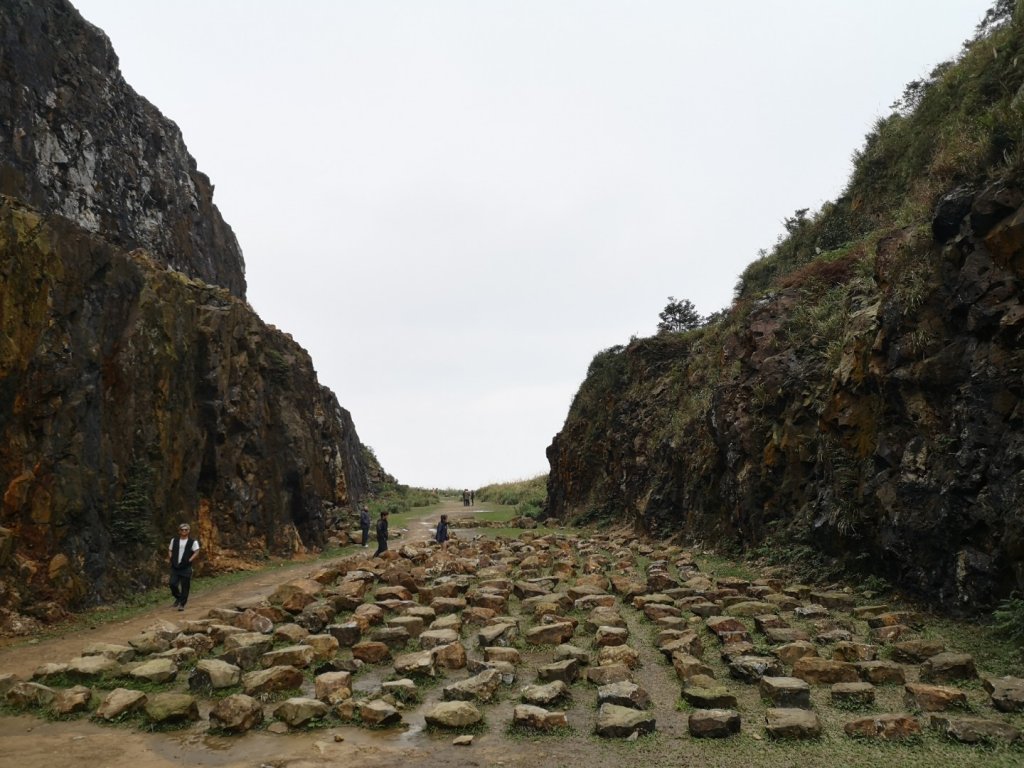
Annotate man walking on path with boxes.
[359,505,371,547]
[169,523,200,611]
[373,510,389,557]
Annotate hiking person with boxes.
[470,489,475,505]
[359,504,371,547]
[373,509,389,557]
[169,522,200,611]
[435,513,449,547]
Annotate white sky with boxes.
[72,0,991,489]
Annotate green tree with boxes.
[657,296,703,334]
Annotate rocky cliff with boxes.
[0,0,385,630]
[548,5,1024,611]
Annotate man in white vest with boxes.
[169,523,200,611]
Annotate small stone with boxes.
[759,677,811,708]
[208,694,264,733]
[792,657,859,685]
[844,713,922,740]
[597,681,650,710]
[920,652,977,683]
[274,697,330,728]
[764,707,822,740]
[904,682,968,712]
[985,675,1024,712]
[452,734,474,746]
[831,682,875,707]
[512,704,568,731]
[688,708,740,738]
[595,703,655,738]
[359,699,402,726]
[929,714,1021,744]
[424,700,482,728]
[682,686,737,709]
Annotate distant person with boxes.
[435,513,449,547]
[470,490,475,505]
[169,522,200,611]
[463,489,469,506]
[373,510,389,557]
[359,505,371,547]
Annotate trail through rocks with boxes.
[1,499,1022,768]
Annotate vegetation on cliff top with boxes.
[476,474,547,518]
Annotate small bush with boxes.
[993,594,1024,644]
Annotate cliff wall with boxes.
[547,8,1024,611]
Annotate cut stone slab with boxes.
[512,704,568,731]
[792,657,859,684]
[672,653,715,682]
[521,680,570,706]
[433,641,468,670]
[682,686,737,709]
[890,639,944,663]
[595,703,656,738]
[597,681,650,710]
[929,714,1021,744]
[904,682,968,712]
[855,660,906,685]
[831,642,878,663]
[65,655,123,681]
[382,678,418,702]
[772,641,820,666]
[129,658,178,684]
[52,685,92,716]
[484,646,521,664]
[763,627,811,644]
[985,675,1024,712]
[759,676,811,708]
[595,626,629,647]
[844,713,922,740]
[539,658,580,684]
[143,693,199,724]
[314,671,353,704]
[352,641,390,664]
[476,622,518,647]
[394,649,436,677]
[326,622,362,647]
[274,697,330,727]
[525,621,574,645]
[728,655,783,683]
[6,682,55,708]
[189,659,242,692]
[764,707,822,739]
[359,698,403,726]
[303,633,342,660]
[688,708,741,738]
[424,700,482,728]
[831,682,876,706]
[554,643,591,664]
[261,644,316,669]
[586,663,630,686]
[94,688,147,721]
[242,665,304,696]
[81,642,136,664]
[920,652,977,683]
[442,668,503,703]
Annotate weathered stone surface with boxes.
[314,671,353,704]
[261,644,316,669]
[772,641,820,666]
[764,707,822,739]
[327,622,362,647]
[985,675,1024,712]
[597,644,640,669]
[208,693,264,733]
[6,682,55,708]
[890,640,944,663]
[595,625,629,647]
[129,658,178,684]
[143,693,199,724]
[759,676,811,708]
[381,678,418,702]
[525,621,574,645]
[586,663,631,686]
[351,641,390,664]
[273,697,330,727]
[424,701,482,728]
[65,655,123,681]
[792,657,859,684]
[81,643,136,664]
[688,708,741,738]
[433,641,468,670]
[597,681,650,710]
[521,680,570,706]
[682,686,737,709]
[359,699,403,726]
[595,703,656,738]
[51,685,92,715]
[512,704,568,731]
[94,688,147,721]
[394,649,436,677]
[920,652,977,683]
[904,682,968,711]
[443,668,503,703]
[929,714,1021,744]
[672,653,715,682]
[242,665,304,696]
[302,633,341,661]
[484,646,521,664]
[831,642,878,663]
[476,622,517,647]
[844,713,922,740]
[855,660,906,685]
[539,658,580,684]
[728,655,783,683]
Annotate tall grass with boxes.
[475,475,547,518]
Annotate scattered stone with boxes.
[728,655,783,683]
[595,703,656,738]
[261,644,316,669]
[525,622,574,645]
[554,643,591,664]
[359,699,403,727]
[772,641,820,666]
[890,639,944,663]
[794,604,829,619]
[5,682,55,708]
[51,685,92,715]
[855,660,906,685]
[94,688,147,721]
[929,714,1021,744]
[351,641,391,664]
[424,700,482,728]
[81,642,136,664]
[314,671,353,704]
[985,676,1024,712]
[597,681,650,709]
[452,734,474,746]
[831,642,878,663]
[597,644,640,669]
[764,707,822,739]
[326,622,362,647]
[382,678,419,702]
[484,646,521,664]
[586,663,631,686]
[274,697,330,727]
[433,641,468,670]
[538,658,580,685]
[242,665,304,696]
[521,680,570,706]
[904,682,968,712]
[688,708,740,738]
[65,655,123,681]
[143,692,199,724]
[759,677,811,708]
[682,686,737,709]
[443,668,503,703]
[513,704,568,731]
[129,657,178,684]
[844,713,922,740]
[595,626,629,647]
[189,659,242,692]
[792,657,859,684]
[393,649,436,677]
[920,652,977,683]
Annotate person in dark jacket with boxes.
[435,514,449,547]
[373,510,389,557]
[169,522,200,611]
[359,505,371,547]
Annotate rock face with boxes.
[546,75,1024,611]
[0,0,388,626]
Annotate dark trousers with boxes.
[170,566,193,606]
[373,537,388,557]
[361,524,370,546]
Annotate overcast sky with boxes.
[72,0,991,489]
